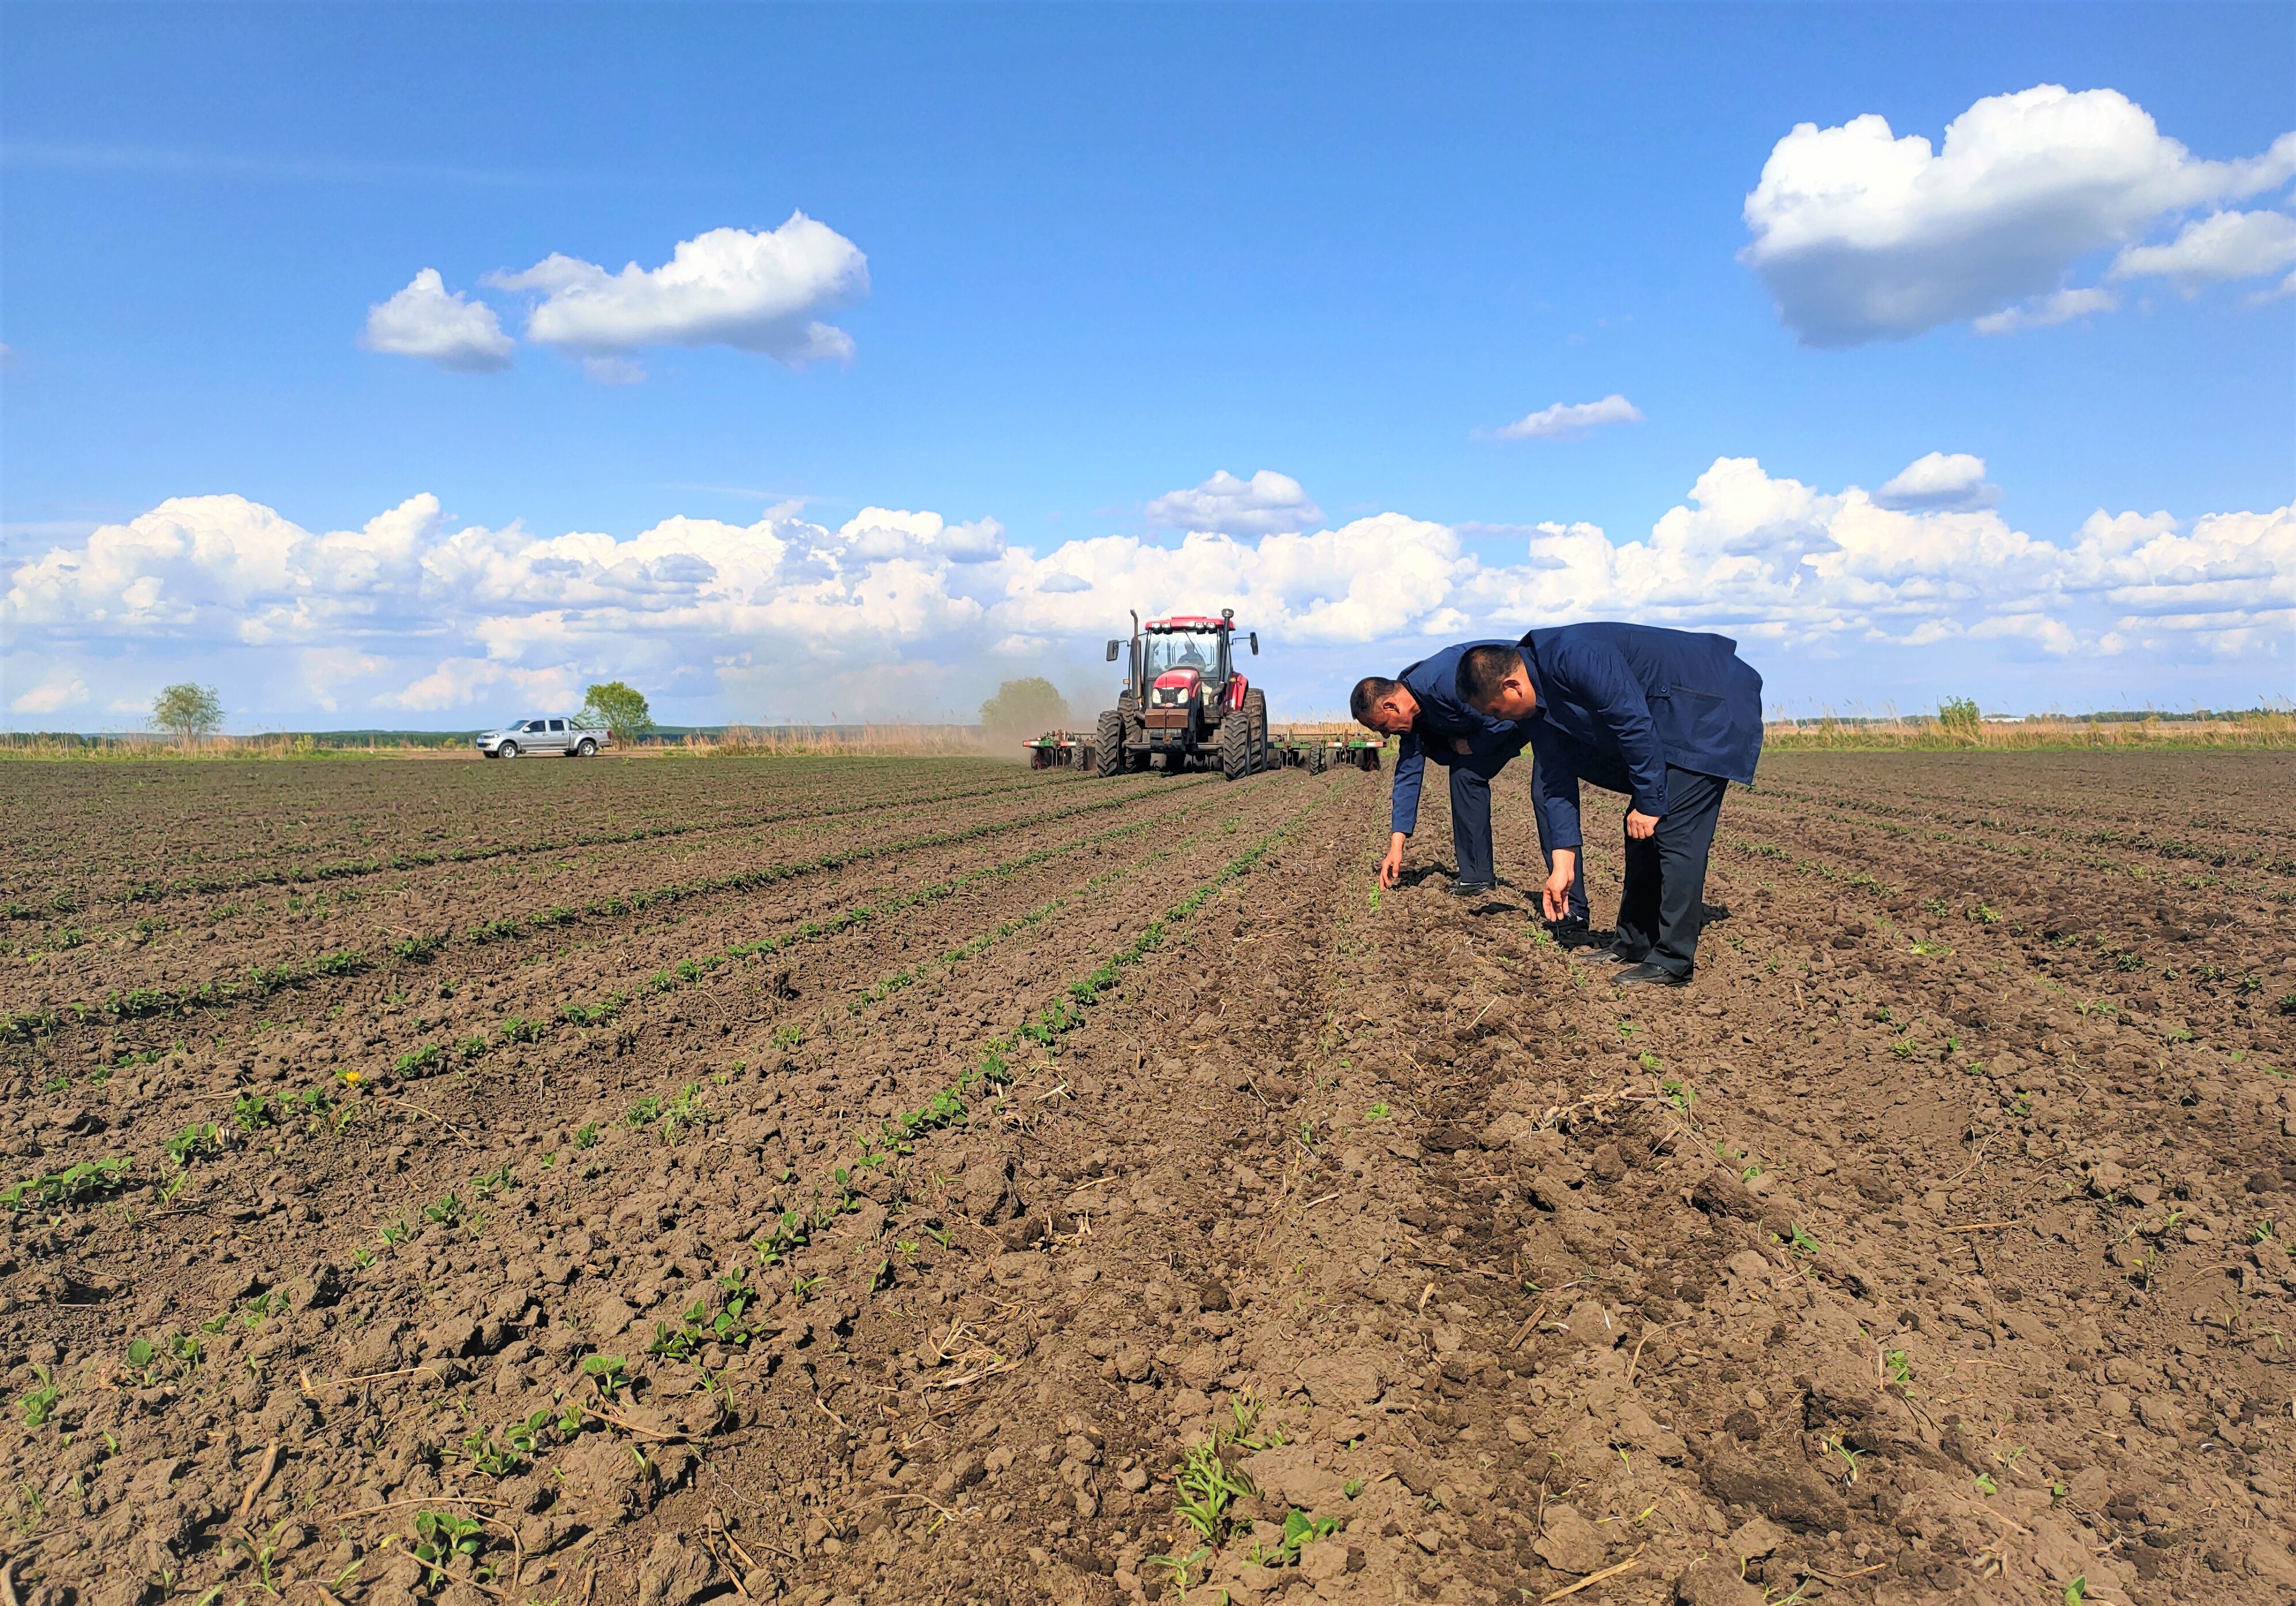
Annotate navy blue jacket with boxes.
[1387,639,1527,836]
[1519,623,1764,850]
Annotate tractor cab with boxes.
[1141,617,1234,714]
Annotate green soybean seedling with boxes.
[410,1510,484,1582]
[18,1369,60,1428]
[164,1122,220,1167]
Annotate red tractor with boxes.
[1095,608,1270,779]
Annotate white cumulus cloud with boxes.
[1972,286,2120,335]
[837,508,1007,566]
[1742,84,2296,345]
[7,673,88,715]
[1873,452,2001,512]
[2110,209,2296,291]
[1143,470,1323,536]
[1480,394,1644,441]
[359,269,515,372]
[486,214,868,368]
[6,463,2287,726]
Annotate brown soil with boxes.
[2,751,2291,1606]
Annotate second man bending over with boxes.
[1456,624,1764,987]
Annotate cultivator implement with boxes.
[1272,732,1386,772]
[1024,731,1094,770]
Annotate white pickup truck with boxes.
[473,717,613,759]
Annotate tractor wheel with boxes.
[1094,710,1127,777]
[1219,710,1252,781]
[1243,690,1269,774]
[1307,743,1327,775]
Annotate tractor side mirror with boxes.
[1248,633,1259,655]
[1105,640,1121,662]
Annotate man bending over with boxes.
[1351,642,1589,925]
[1458,624,1763,987]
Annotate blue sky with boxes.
[3,2,2291,729]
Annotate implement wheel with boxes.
[1307,743,1327,775]
[1094,710,1128,777]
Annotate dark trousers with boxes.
[1445,753,1589,918]
[1612,764,1729,977]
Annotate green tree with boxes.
[581,681,653,744]
[979,677,1070,742]
[151,683,224,745]
[1937,696,1982,740]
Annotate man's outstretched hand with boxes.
[1542,848,1579,921]
[1379,831,1408,889]
[1625,809,1661,840]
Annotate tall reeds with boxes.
[1764,710,2295,752]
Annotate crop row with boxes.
[793,775,1340,1245]
[10,769,1086,914]
[450,778,1195,950]
[1748,779,2294,873]
[0,777,1337,1264]
[842,805,1255,1017]
[392,776,1254,1070]
[14,778,1208,1035]
[1733,798,2284,904]
[3,946,370,1041]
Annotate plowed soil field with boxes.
[2,752,2291,1606]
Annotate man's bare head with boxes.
[1459,644,1538,719]
[1350,676,1419,736]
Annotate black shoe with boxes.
[1615,960,1689,987]
[1447,880,1498,898]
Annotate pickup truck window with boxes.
[525,720,547,732]
[549,719,566,732]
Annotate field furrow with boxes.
[2,750,2290,1606]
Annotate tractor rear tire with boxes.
[1243,689,1269,773]
[1094,710,1127,777]
[1220,710,1252,781]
